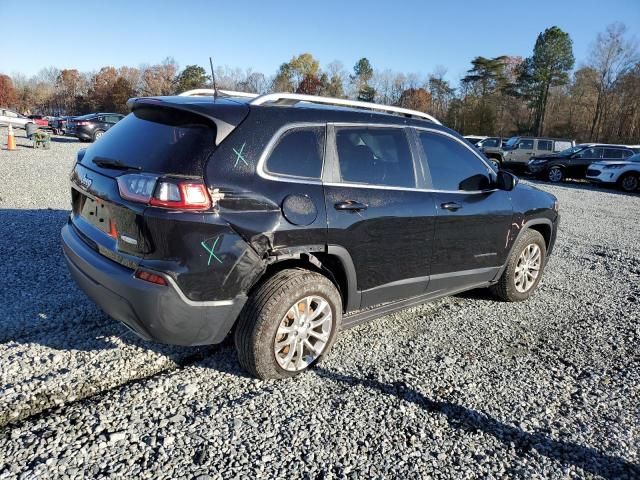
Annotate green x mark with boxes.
[201,236,223,266]
[233,142,248,167]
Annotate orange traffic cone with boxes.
[6,124,16,150]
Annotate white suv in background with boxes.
[586,152,640,192]
[0,108,33,129]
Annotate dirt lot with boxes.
[0,128,639,479]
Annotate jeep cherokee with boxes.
[61,91,559,379]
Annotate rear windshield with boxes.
[81,107,216,176]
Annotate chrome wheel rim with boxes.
[274,296,333,372]
[548,168,562,182]
[622,175,637,191]
[490,159,500,170]
[514,243,541,293]
[95,131,104,139]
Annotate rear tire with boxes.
[490,229,547,302]
[619,172,639,192]
[488,158,501,170]
[234,269,342,379]
[93,130,105,142]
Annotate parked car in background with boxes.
[586,152,640,192]
[28,115,50,128]
[66,113,125,142]
[0,108,34,129]
[501,137,575,169]
[464,135,487,146]
[476,137,506,170]
[61,91,559,379]
[50,116,76,135]
[528,144,636,182]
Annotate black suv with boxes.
[61,92,559,379]
[527,143,636,182]
[67,113,124,142]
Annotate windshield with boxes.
[504,137,519,147]
[630,153,640,163]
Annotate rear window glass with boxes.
[265,127,325,179]
[82,108,216,175]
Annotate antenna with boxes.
[209,57,218,98]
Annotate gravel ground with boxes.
[0,127,639,479]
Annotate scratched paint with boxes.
[233,142,248,167]
[201,236,223,266]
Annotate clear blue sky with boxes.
[2,0,639,82]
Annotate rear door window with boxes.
[603,148,624,160]
[265,126,325,179]
[418,131,492,191]
[335,127,416,188]
[537,140,552,151]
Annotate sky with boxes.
[2,0,639,83]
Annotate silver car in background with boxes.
[0,108,33,129]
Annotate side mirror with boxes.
[497,170,518,191]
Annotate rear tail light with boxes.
[76,121,90,126]
[134,269,167,286]
[116,173,212,210]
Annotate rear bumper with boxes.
[61,222,246,346]
[74,128,93,141]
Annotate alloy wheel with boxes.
[489,159,500,171]
[514,243,541,293]
[621,175,638,192]
[274,295,333,372]
[548,168,562,182]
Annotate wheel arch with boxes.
[494,218,554,281]
[246,246,360,313]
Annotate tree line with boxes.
[0,22,638,144]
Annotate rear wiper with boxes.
[92,158,142,171]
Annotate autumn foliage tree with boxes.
[4,24,639,144]
[0,75,17,107]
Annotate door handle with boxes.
[334,201,368,211]
[441,202,462,211]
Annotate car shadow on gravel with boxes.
[50,137,81,143]
[313,367,640,480]
[0,208,199,357]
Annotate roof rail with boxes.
[178,89,259,98]
[250,93,441,125]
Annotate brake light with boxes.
[117,173,158,203]
[134,269,167,286]
[149,182,211,210]
[76,121,90,126]
[116,173,212,210]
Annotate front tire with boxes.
[547,166,563,183]
[491,229,547,302]
[619,172,639,192]
[93,130,105,142]
[234,269,342,379]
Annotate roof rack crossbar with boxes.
[249,93,441,124]
[178,89,259,98]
